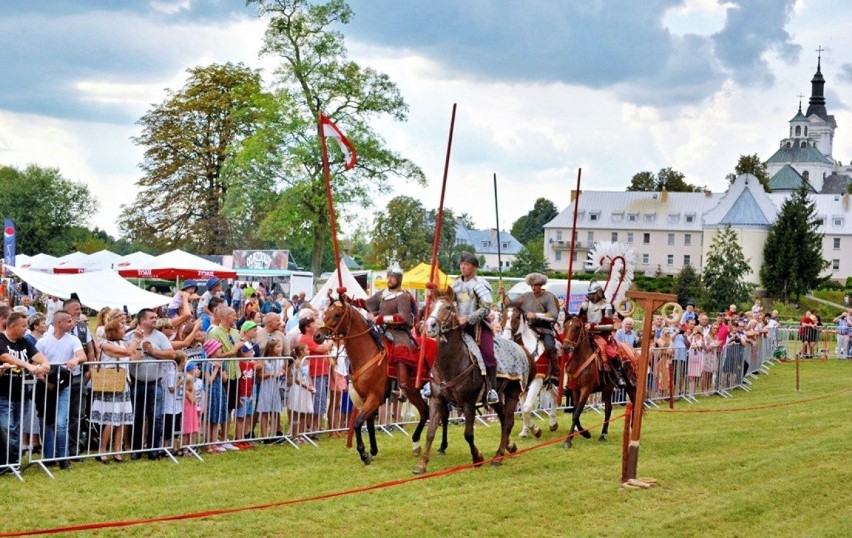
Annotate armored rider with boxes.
[578,282,630,386]
[452,252,498,405]
[365,262,418,389]
[516,272,561,384]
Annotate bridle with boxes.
[321,302,373,342]
[427,297,461,338]
[562,316,584,348]
[501,305,521,339]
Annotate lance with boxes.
[493,173,503,302]
[316,99,346,296]
[415,103,457,390]
[559,168,582,404]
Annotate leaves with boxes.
[701,225,752,312]
[726,154,770,192]
[626,167,703,192]
[510,198,558,245]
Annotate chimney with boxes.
[704,189,712,198]
[571,189,581,202]
[844,192,850,211]
[660,188,668,203]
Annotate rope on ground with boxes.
[0,414,625,537]
[649,385,852,414]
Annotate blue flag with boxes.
[3,218,15,268]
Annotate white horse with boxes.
[500,304,559,438]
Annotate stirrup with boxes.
[486,389,499,405]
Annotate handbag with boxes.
[92,344,127,393]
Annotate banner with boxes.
[3,218,15,268]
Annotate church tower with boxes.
[803,48,837,159]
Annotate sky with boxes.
[1,0,851,246]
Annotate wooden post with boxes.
[622,290,676,483]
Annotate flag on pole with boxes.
[3,218,15,269]
[320,113,357,170]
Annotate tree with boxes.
[246,0,425,274]
[366,196,431,269]
[760,184,827,300]
[0,164,98,255]
[510,198,559,245]
[510,238,550,276]
[119,63,272,254]
[726,154,770,192]
[701,225,752,312]
[425,208,458,271]
[671,264,705,307]
[627,167,703,192]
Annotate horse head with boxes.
[500,302,523,341]
[425,287,458,339]
[315,295,351,343]
[562,315,584,348]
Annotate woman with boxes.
[22,313,48,454]
[91,319,142,463]
[799,310,817,358]
[702,323,721,392]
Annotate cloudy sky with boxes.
[2,0,851,245]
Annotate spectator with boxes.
[201,339,227,454]
[686,326,705,396]
[679,302,697,326]
[180,364,199,454]
[58,298,95,459]
[799,310,817,358]
[20,296,36,316]
[197,277,222,319]
[834,312,849,357]
[234,321,258,449]
[44,295,63,326]
[91,319,140,463]
[299,316,332,436]
[256,337,286,442]
[256,312,288,357]
[287,343,313,441]
[614,317,639,348]
[162,351,187,457]
[200,297,224,333]
[207,307,243,451]
[168,280,198,319]
[703,323,721,392]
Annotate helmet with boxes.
[386,261,403,278]
[587,282,604,300]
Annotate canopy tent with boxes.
[78,249,122,271]
[15,253,59,273]
[311,261,368,309]
[6,265,169,313]
[114,251,156,273]
[53,251,90,274]
[373,263,450,290]
[117,249,236,279]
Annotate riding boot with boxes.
[545,348,560,389]
[610,358,627,387]
[485,366,499,405]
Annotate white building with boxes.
[454,218,523,271]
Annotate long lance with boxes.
[560,168,582,404]
[493,172,503,300]
[415,103,457,390]
[316,100,346,296]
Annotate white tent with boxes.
[114,251,157,273]
[77,249,122,271]
[311,261,368,309]
[6,266,169,313]
[19,253,59,273]
[118,249,236,279]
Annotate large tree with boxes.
[366,196,431,269]
[0,164,97,255]
[247,0,425,274]
[671,263,705,307]
[511,198,558,245]
[119,63,272,254]
[510,238,550,276]
[760,185,827,300]
[627,167,703,192]
[702,225,752,312]
[726,154,770,192]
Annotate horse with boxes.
[499,303,559,439]
[414,287,531,474]
[561,316,637,448]
[316,296,447,465]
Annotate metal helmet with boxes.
[387,261,403,287]
[587,281,604,300]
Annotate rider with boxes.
[452,252,499,405]
[364,261,418,389]
[578,282,630,387]
[515,272,561,384]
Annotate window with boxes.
[832,259,840,271]
[685,214,695,223]
[800,141,807,148]
[667,233,675,245]
[556,230,563,241]
[555,251,562,262]
[667,254,674,266]
[795,125,801,136]
[572,251,578,262]
[804,126,808,136]
[643,233,650,244]
[501,242,509,249]
[627,232,634,244]
[589,212,600,222]
[480,241,490,248]
[642,253,650,264]
[834,238,841,250]
[611,232,618,242]
[667,213,680,223]
[644,213,656,222]
[833,218,844,227]
[684,233,692,246]
[612,212,624,222]
[587,231,594,243]
[684,255,691,266]
[627,213,638,222]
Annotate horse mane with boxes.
[432,286,456,303]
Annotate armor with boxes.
[364,289,416,356]
[452,276,492,326]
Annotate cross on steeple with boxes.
[797,92,805,111]
[816,46,824,60]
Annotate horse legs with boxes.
[437,401,449,456]
[353,409,376,465]
[493,384,521,467]
[599,387,613,442]
[400,365,430,456]
[545,383,559,432]
[413,390,445,475]
[564,388,592,449]
[463,402,484,467]
[366,414,378,456]
[519,377,543,439]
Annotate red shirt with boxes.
[238,360,255,398]
[300,335,331,377]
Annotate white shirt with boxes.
[36,332,83,367]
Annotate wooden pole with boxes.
[493,173,503,293]
[559,169,582,405]
[316,102,346,295]
[622,290,676,483]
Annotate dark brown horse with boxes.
[561,316,636,448]
[414,288,530,474]
[316,296,447,465]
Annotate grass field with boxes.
[3,360,851,537]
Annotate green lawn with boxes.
[3,360,851,537]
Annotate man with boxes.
[365,262,418,390]
[578,282,630,386]
[0,313,50,467]
[256,312,289,357]
[60,298,95,458]
[697,313,711,337]
[129,308,176,460]
[614,317,640,348]
[513,272,560,383]
[197,277,222,319]
[44,296,62,326]
[207,307,245,451]
[200,296,225,333]
[35,310,86,469]
[20,296,36,316]
[452,252,498,404]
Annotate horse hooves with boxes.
[473,453,485,467]
[549,423,559,432]
[563,439,573,449]
[361,454,373,466]
[370,447,379,456]
[412,446,422,456]
[599,434,608,442]
[508,443,518,454]
[533,427,542,439]
[580,429,592,439]
[491,458,503,468]
[437,449,446,456]
[412,464,427,475]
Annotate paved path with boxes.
[806,293,847,311]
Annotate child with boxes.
[256,338,286,441]
[234,341,256,449]
[181,364,199,454]
[287,344,313,441]
[687,326,705,396]
[163,351,187,455]
[202,339,227,454]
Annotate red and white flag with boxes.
[320,113,357,170]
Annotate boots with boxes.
[610,357,630,387]
[485,366,499,405]
[546,348,560,388]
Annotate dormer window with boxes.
[800,141,807,148]
[611,212,624,222]
[644,213,656,223]
[627,213,638,222]
[685,213,696,223]
[589,212,600,222]
[667,213,680,223]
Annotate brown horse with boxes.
[561,316,637,448]
[414,288,530,474]
[316,296,447,465]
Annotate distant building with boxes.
[544,54,852,283]
[454,218,523,271]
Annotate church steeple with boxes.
[805,46,828,121]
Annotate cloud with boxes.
[837,63,852,84]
